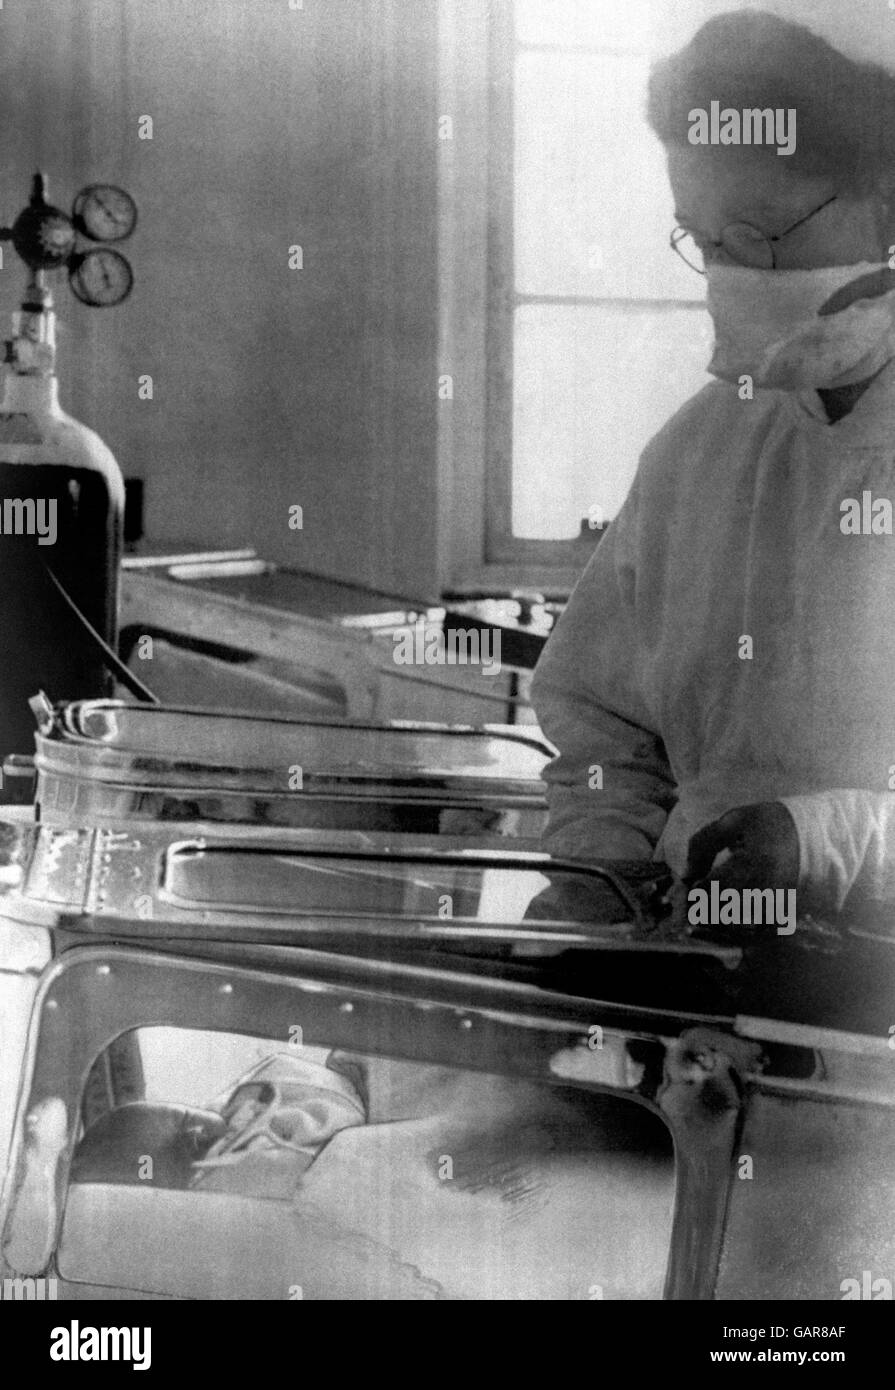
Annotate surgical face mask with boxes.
[705,261,895,391]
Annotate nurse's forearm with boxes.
[532,664,676,865]
[534,693,677,865]
[530,474,676,864]
[541,776,673,864]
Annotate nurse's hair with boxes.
[646,9,895,195]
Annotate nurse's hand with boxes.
[682,802,800,894]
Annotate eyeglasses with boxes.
[670,194,838,274]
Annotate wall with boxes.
[0,0,442,597]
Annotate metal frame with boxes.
[121,570,537,721]
[0,942,703,1296]
[32,696,552,834]
[49,697,553,759]
[15,821,750,964]
[2,813,894,1301]
[1,889,894,1299]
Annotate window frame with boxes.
[438,0,706,597]
[438,0,597,597]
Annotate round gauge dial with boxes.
[69,248,134,307]
[72,184,138,243]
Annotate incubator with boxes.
[0,812,893,1299]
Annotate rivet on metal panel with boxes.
[218,983,233,995]
[460,1018,473,1030]
[95,964,111,977]
[339,1002,354,1013]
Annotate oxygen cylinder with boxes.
[0,279,124,765]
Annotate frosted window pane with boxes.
[514,0,659,53]
[512,303,713,539]
[514,52,699,302]
[512,1,862,62]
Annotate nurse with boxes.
[531,11,895,918]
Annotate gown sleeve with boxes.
[779,788,895,912]
[530,471,677,864]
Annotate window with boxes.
[440,0,729,593]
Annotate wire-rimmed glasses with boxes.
[670,194,838,274]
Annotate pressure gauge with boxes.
[72,184,138,243]
[1,174,137,307]
[69,248,134,307]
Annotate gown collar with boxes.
[785,351,895,444]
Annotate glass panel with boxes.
[512,0,830,62]
[161,845,636,924]
[512,302,711,538]
[514,51,701,302]
[140,1028,319,1107]
[515,0,662,54]
[60,702,550,783]
[63,1025,675,1300]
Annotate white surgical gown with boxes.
[531,360,895,913]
